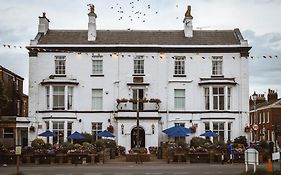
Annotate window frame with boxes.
[92,122,102,141]
[212,56,223,76]
[134,56,144,74]
[92,89,103,110]
[55,56,66,75]
[174,89,186,110]
[53,86,65,110]
[92,59,103,75]
[212,87,225,110]
[174,56,186,75]
[204,87,210,110]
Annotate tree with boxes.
[0,80,8,113]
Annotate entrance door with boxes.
[131,127,145,148]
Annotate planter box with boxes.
[126,154,151,162]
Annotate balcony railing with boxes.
[116,98,161,111]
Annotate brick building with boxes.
[249,89,281,145]
[0,66,29,148]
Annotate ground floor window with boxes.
[92,122,102,141]
[213,122,224,142]
[3,128,14,138]
[53,122,64,144]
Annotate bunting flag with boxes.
[1,43,280,60]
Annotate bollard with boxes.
[268,158,273,173]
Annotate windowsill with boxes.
[173,75,187,77]
[211,75,224,78]
[90,74,104,77]
[50,74,67,78]
[132,74,145,77]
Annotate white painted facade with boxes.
[28,6,250,152]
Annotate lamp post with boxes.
[252,92,258,142]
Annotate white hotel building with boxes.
[27,5,251,151]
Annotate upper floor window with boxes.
[174,89,185,110]
[204,88,210,110]
[212,56,223,75]
[3,128,14,138]
[227,87,232,110]
[92,89,103,110]
[46,86,50,109]
[68,87,73,110]
[53,86,65,110]
[17,100,20,116]
[174,56,185,75]
[92,59,103,75]
[134,56,144,74]
[213,87,224,110]
[55,56,66,75]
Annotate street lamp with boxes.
[252,92,258,142]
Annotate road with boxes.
[0,163,260,175]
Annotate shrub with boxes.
[234,136,248,148]
[31,138,45,149]
[190,137,210,148]
[81,132,95,144]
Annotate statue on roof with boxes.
[88,4,95,14]
[185,5,193,18]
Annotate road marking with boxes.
[145,173,163,175]
[174,172,190,175]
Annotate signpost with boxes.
[15,145,21,174]
[245,148,259,173]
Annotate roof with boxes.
[250,98,281,111]
[37,29,243,46]
[0,66,24,80]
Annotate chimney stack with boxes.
[88,4,97,41]
[267,89,278,102]
[38,12,49,35]
[183,5,193,38]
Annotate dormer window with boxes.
[55,56,66,75]
[212,56,223,76]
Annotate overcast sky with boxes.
[0,0,281,97]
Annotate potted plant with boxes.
[29,126,36,132]
[107,125,114,133]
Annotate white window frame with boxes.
[92,89,103,110]
[212,56,223,75]
[53,86,65,110]
[55,56,66,75]
[174,56,185,75]
[92,59,103,75]
[134,56,144,74]
[53,121,64,144]
[67,87,73,110]
[267,111,270,123]
[174,89,185,110]
[213,122,225,142]
[213,87,224,110]
[263,112,266,124]
[204,87,210,110]
[259,113,262,124]
[92,122,102,141]
[227,87,231,110]
[46,86,50,109]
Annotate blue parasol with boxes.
[67,131,85,140]
[97,130,115,138]
[162,126,191,137]
[38,130,56,137]
[200,130,219,138]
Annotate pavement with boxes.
[0,156,280,175]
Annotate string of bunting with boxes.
[1,44,280,59]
